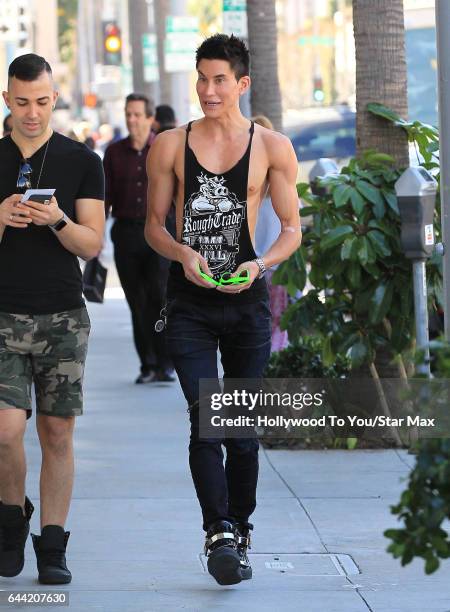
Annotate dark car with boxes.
[284,106,356,182]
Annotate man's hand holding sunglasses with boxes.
[179,245,216,289]
[23,196,63,227]
[215,260,259,294]
[0,194,33,229]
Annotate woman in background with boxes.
[253,114,291,353]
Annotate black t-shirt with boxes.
[0,132,105,314]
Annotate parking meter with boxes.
[308,158,339,197]
[394,167,437,259]
[394,167,438,377]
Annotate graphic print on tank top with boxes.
[182,121,255,279]
[183,172,246,275]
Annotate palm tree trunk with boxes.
[246,0,282,132]
[128,0,157,99]
[154,0,172,104]
[353,0,409,167]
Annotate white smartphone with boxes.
[21,189,56,204]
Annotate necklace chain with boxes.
[35,136,51,189]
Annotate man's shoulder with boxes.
[104,135,129,155]
[0,135,13,154]
[150,127,185,162]
[254,124,294,169]
[53,132,101,160]
[255,123,291,149]
[153,126,186,146]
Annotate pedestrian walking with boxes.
[153,104,177,134]
[3,113,12,137]
[145,34,301,585]
[0,53,105,584]
[103,94,174,384]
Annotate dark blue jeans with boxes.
[165,297,272,531]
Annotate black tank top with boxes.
[167,120,268,304]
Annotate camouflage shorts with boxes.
[0,307,91,419]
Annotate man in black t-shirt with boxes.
[0,54,105,584]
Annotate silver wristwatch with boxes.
[253,257,266,278]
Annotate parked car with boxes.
[284,106,356,183]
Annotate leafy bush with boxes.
[385,340,450,574]
[274,151,441,372]
[262,336,352,449]
[264,336,350,378]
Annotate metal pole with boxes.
[413,260,431,377]
[435,0,450,340]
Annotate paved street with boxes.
[1,291,450,612]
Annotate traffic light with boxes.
[313,76,324,103]
[103,21,122,66]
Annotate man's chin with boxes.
[21,126,44,138]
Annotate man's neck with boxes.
[11,127,53,159]
[130,130,151,151]
[201,111,250,139]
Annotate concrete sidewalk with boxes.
[2,295,450,612]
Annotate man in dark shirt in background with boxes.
[103,94,174,383]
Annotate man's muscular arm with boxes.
[261,132,302,267]
[145,130,214,288]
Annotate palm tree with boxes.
[246,0,282,132]
[154,0,172,104]
[353,0,409,167]
[128,0,157,99]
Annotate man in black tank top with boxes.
[145,34,301,586]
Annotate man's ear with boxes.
[52,90,59,110]
[238,76,251,96]
[2,91,10,109]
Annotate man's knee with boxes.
[38,416,74,456]
[0,409,26,450]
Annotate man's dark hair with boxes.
[196,34,250,80]
[125,93,154,118]
[155,104,176,126]
[8,53,52,82]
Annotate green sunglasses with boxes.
[199,269,250,286]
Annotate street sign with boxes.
[142,33,158,83]
[164,16,199,73]
[222,0,247,38]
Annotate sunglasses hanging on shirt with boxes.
[16,160,32,190]
[16,136,51,192]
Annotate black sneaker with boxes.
[31,525,72,584]
[0,497,34,577]
[233,522,252,580]
[204,520,241,585]
[135,369,158,384]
